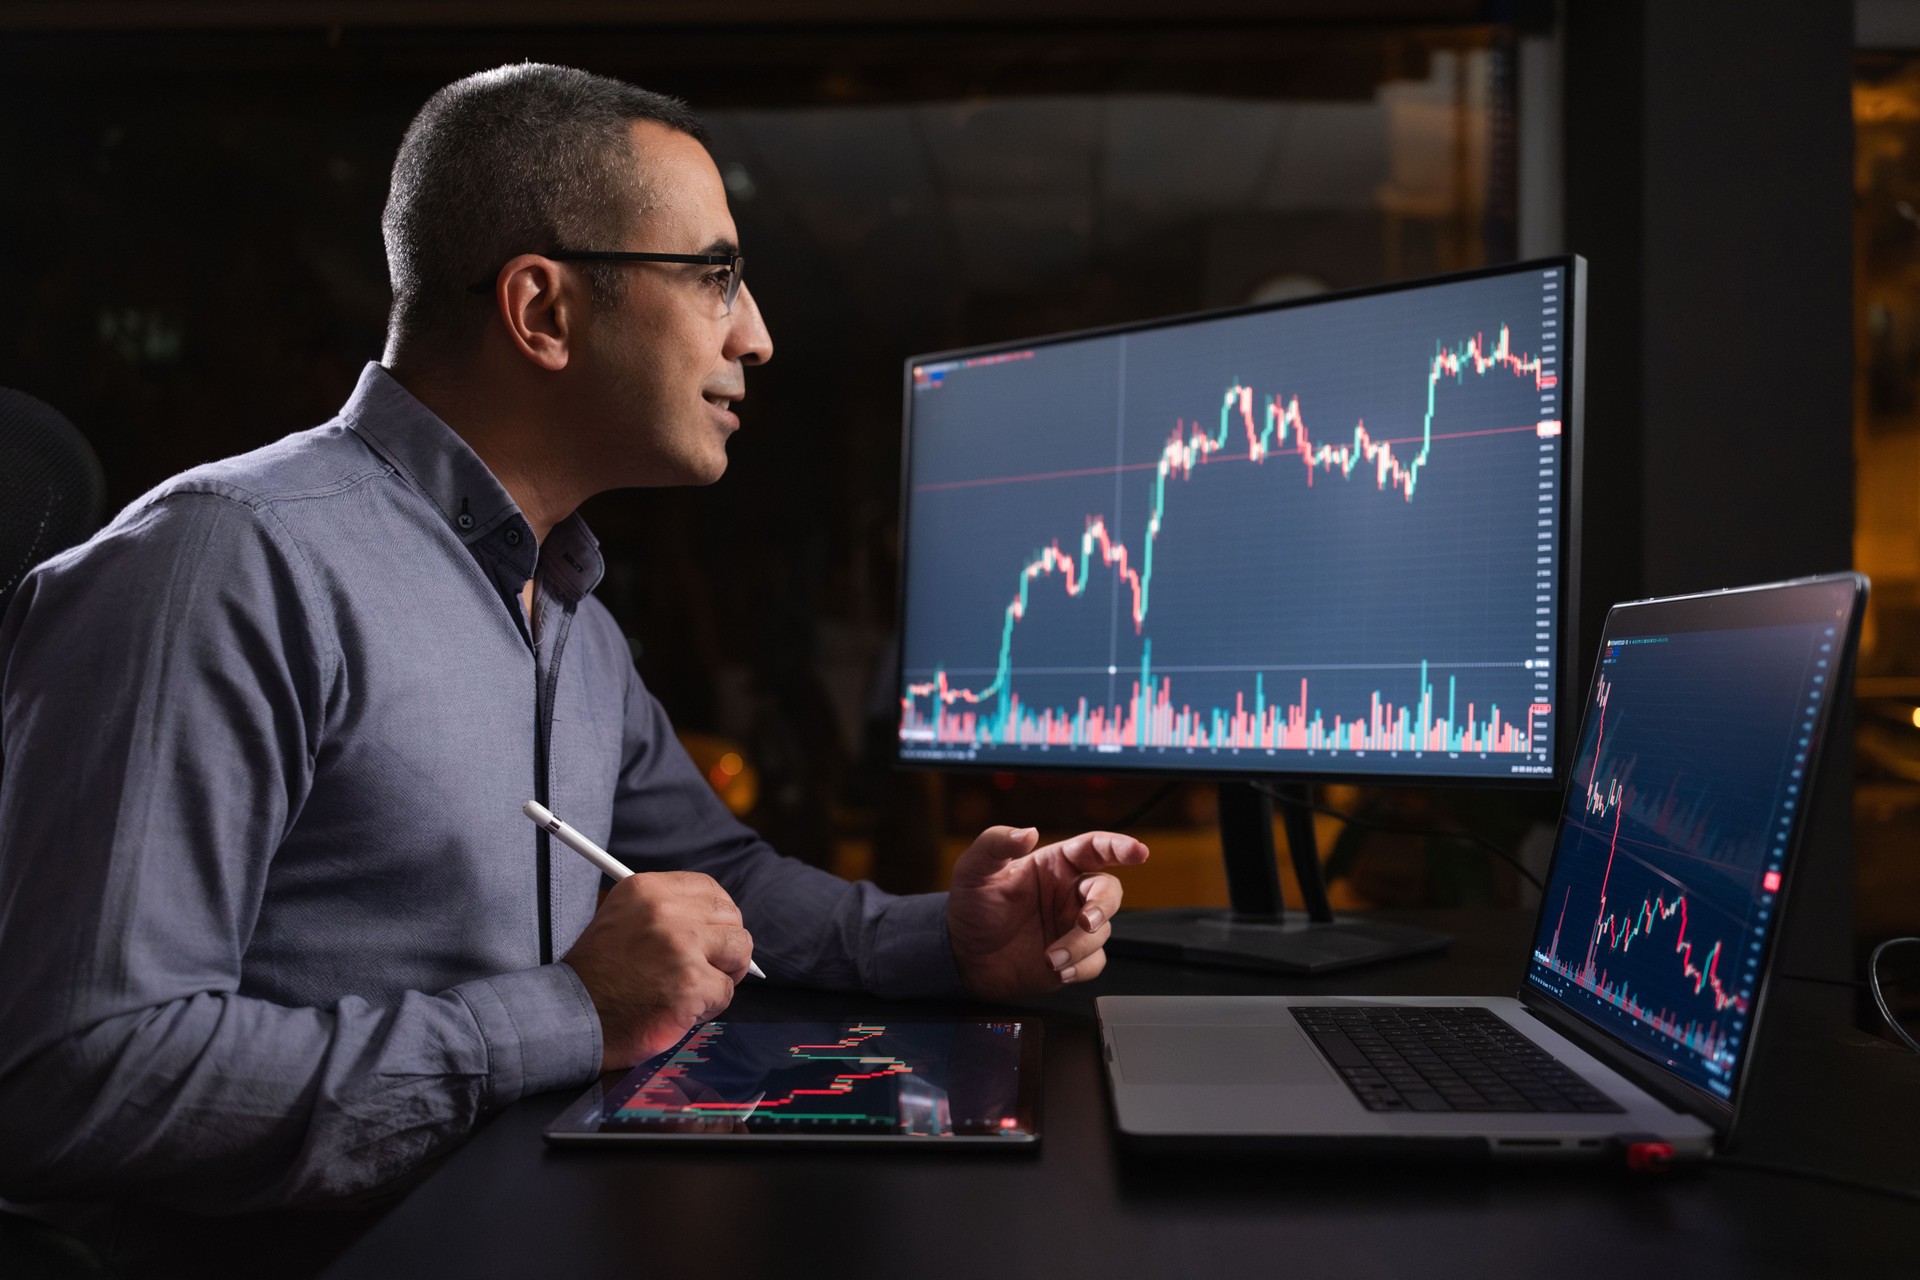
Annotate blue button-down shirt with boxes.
[0,363,958,1211]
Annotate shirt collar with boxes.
[341,362,604,602]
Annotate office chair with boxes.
[0,388,105,620]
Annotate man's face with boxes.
[573,120,773,488]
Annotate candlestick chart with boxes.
[1527,620,1834,1098]
[898,264,1569,779]
[603,1019,1030,1136]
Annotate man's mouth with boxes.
[702,389,742,433]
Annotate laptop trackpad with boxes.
[1111,1025,1306,1086]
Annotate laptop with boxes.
[1097,573,1865,1161]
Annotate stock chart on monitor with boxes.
[897,260,1576,781]
[1525,582,1856,1101]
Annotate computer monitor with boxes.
[895,257,1585,972]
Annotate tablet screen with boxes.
[547,1016,1040,1144]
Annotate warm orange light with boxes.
[1909,706,1920,729]
[1856,81,1920,126]
[680,732,757,815]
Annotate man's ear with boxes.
[490,254,576,372]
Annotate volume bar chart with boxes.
[903,653,1551,756]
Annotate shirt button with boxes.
[456,513,474,530]
[504,528,523,546]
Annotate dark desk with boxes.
[323,910,1918,1279]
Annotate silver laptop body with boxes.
[1099,574,1866,1160]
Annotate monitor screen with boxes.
[1524,577,1860,1104]
[896,259,1579,782]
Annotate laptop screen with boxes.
[1524,576,1860,1106]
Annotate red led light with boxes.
[1762,870,1781,893]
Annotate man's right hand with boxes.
[560,871,755,1070]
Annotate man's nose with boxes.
[727,284,773,367]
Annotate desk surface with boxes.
[323,910,1918,1280]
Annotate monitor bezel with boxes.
[892,254,1586,790]
[1513,572,1867,1136]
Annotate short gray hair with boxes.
[381,63,707,355]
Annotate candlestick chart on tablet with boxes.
[600,1019,1032,1137]
[897,262,1573,781]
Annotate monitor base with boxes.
[1108,908,1452,976]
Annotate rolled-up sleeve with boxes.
[0,487,595,1211]
[604,661,965,1000]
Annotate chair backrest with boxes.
[0,388,105,620]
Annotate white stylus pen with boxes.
[523,800,766,980]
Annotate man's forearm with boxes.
[0,965,597,1212]
[684,831,964,998]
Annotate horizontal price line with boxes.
[914,421,1550,494]
[907,659,1542,677]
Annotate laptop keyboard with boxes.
[1291,1006,1626,1114]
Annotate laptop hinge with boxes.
[1516,987,1732,1135]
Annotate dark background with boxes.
[0,1,1876,981]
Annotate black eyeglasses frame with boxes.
[465,250,746,311]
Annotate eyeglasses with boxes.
[466,250,747,313]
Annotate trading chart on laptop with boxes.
[1526,606,1843,1099]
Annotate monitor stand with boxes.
[1107,781,1451,975]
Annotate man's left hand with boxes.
[946,827,1149,1000]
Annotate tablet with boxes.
[544,1015,1042,1146]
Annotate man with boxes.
[0,64,1146,1211]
